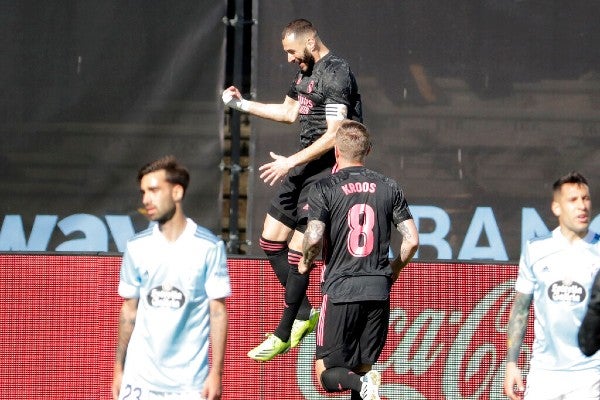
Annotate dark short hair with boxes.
[137,155,190,194]
[553,171,588,193]
[281,18,317,40]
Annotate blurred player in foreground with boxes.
[504,171,600,400]
[300,120,419,400]
[112,156,230,400]
[578,268,600,356]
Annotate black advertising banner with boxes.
[1,1,226,252]
[247,0,600,261]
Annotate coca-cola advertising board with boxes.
[0,254,532,399]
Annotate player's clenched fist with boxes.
[222,86,249,111]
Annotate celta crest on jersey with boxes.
[547,280,586,304]
[147,284,185,309]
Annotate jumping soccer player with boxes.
[223,18,362,361]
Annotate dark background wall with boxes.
[0,1,227,252]
[1,1,599,260]
[247,0,600,260]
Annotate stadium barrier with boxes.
[0,254,531,399]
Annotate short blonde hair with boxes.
[335,120,371,162]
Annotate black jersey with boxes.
[307,166,413,303]
[287,53,362,148]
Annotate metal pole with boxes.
[224,0,253,253]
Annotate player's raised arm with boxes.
[222,86,300,123]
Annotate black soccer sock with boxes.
[274,249,310,341]
[320,367,362,393]
[259,236,289,287]
[350,389,363,400]
[288,248,312,320]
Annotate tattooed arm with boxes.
[390,219,419,282]
[203,298,228,400]
[504,291,532,400]
[299,220,325,274]
[112,298,138,400]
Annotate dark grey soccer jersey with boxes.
[307,166,413,303]
[287,53,362,148]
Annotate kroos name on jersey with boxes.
[341,182,376,195]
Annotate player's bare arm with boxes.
[223,86,299,123]
[300,220,325,274]
[259,117,343,186]
[506,292,532,362]
[203,298,228,400]
[112,298,138,400]
[390,219,419,281]
[503,291,532,400]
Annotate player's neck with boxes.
[313,44,329,63]
[159,210,188,242]
[337,160,363,170]
[559,225,588,243]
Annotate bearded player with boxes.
[223,18,362,361]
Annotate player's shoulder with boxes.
[194,225,221,243]
[312,172,340,192]
[524,230,560,262]
[128,225,154,243]
[361,168,402,192]
[319,53,351,73]
[527,230,554,247]
[192,224,222,246]
[123,225,156,255]
[589,231,600,245]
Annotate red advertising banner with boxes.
[0,254,531,399]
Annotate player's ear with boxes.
[306,36,316,52]
[551,200,561,217]
[172,184,184,202]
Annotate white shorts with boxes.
[524,369,600,400]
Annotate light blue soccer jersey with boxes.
[516,227,600,373]
[118,219,231,392]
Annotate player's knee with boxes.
[320,368,345,392]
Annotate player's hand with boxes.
[111,370,123,400]
[222,86,248,111]
[259,152,294,186]
[201,370,223,400]
[298,256,314,274]
[222,86,240,101]
[503,362,525,400]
